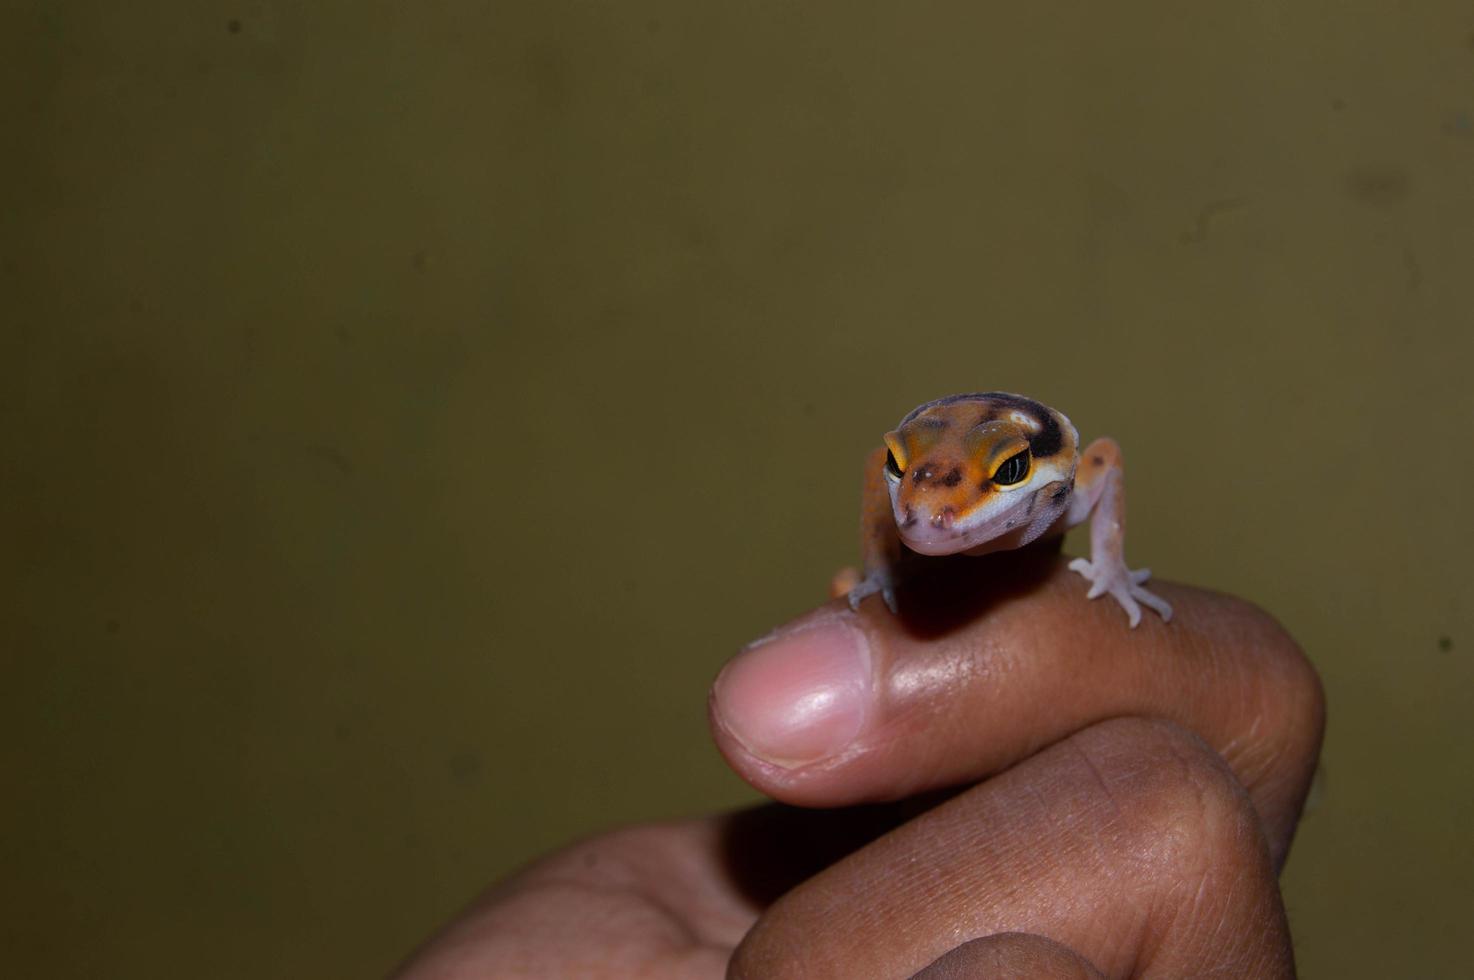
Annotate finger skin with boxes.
[910,934,1106,980]
[710,550,1324,867]
[729,718,1296,980]
[391,821,750,980]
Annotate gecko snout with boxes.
[929,506,956,530]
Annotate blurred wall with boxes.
[4,2,1472,976]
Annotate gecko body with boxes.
[841,392,1172,628]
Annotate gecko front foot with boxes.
[1068,558,1173,628]
[846,570,898,614]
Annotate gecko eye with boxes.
[884,449,905,479]
[991,450,1031,486]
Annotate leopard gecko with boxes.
[838,392,1172,628]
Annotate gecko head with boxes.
[881,394,1078,556]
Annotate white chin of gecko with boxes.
[899,525,995,556]
[899,509,1036,557]
[898,536,964,557]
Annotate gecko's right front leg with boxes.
[844,446,903,613]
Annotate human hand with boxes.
[393,549,1323,978]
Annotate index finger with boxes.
[708,549,1324,865]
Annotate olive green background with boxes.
[5,2,1472,976]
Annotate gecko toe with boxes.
[1122,596,1142,629]
[846,573,898,614]
[1132,585,1173,623]
[1071,557,1170,627]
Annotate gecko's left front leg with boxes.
[1065,438,1173,628]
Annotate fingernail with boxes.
[713,617,873,768]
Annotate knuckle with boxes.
[1271,632,1326,752]
[1213,598,1326,800]
[1240,599,1324,720]
[1214,596,1325,729]
[1077,718,1271,882]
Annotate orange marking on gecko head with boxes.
[888,405,1036,522]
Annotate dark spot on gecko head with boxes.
[899,392,1066,459]
[1050,482,1071,502]
[911,464,935,484]
[1091,454,1104,466]
[940,468,962,487]
[1027,411,1063,458]
[901,506,917,528]
[975,393,1064,458]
